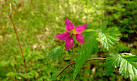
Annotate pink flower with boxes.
[1,0,4,4]
[56,18,87,49]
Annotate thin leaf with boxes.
[45,46,63,61]
[73,31,98,80]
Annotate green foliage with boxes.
[46,46,63,61]
[100,21,108,31]
[0,0,136,81]
[125,56,137,62]
[98,26,121,50]
[105,0,137,39]
[105,53,137,80]
[73,31,98,80]
[111,42,130,53]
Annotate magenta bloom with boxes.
[56,18,87,49]
[1,0,4,4]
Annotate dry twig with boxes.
[56,58,106,77]
[9,3,29,81]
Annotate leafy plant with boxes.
[0,0,136,81]
[105,53,137,81]
[73,21,121,80]
[53,20,136,81]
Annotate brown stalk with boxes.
[87,58,106,61]
[56,62,75,77]
[56,58,106,77]
[9,3,29,81]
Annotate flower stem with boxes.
[71,45,75,62]
[64,49,71,59]
[9,3,29,81]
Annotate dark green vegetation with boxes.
[0,0,137,81]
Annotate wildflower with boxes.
[1,0,4,5]
[56,18,87,49]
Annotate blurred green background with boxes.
[0,0,137,81]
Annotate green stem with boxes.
[71,45,75,62]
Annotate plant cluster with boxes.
[0,0,136,81]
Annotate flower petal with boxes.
[76,34,84,44]
[56,32,69,40]
[65,37,74,49]
[75,23,87,33]
[65,18,75,31]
